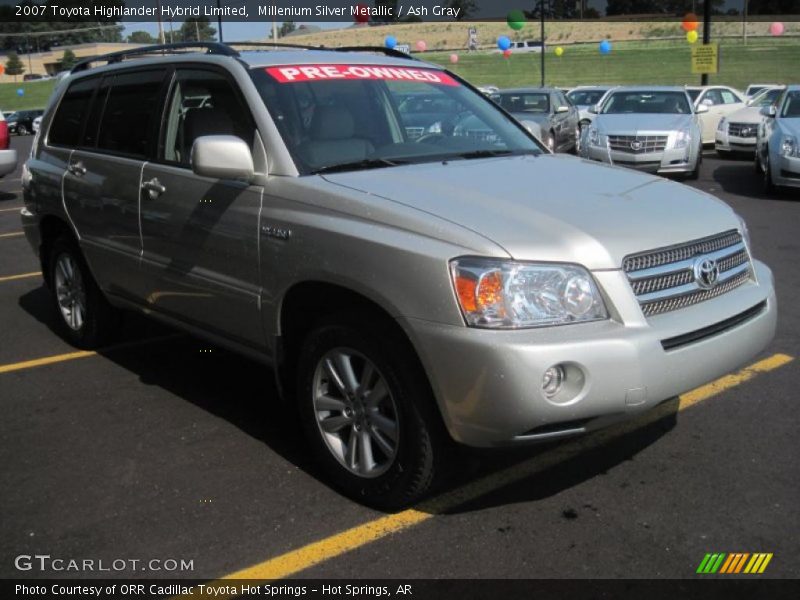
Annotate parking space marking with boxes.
[0,206,22,213]
[179,352,793,591]
[0,271,39,283]
[0,333,184,375]
[0,231,23,239]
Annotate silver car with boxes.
[716,86,784,157]
[581,86,705,179]
[492,87,580,153]
[566,85,611,130]
[756,85,800,193]
[22,44,776,508]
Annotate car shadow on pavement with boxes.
[18,284,678,513]
[0,191,16,202]
[711,162,796,201]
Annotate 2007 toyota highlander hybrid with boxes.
[21,43,777,508]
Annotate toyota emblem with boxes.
[693,257,720,290]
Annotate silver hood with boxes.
[322,154,739,270]
[594,113,694,133]
[509,113,549,128]
[725,105,767,125]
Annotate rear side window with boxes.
[96,70,167,159]
[48,77,99,147]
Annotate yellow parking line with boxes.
[175,353,793,594]
[0,333,184,375]
[0,271,39,283]
[0,231,23,238]
[0,206,22,212]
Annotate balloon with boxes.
[599,40,612,54]
[554,46,564,57]
[682,13,699,32]
[449,53,459,64]
[415,40,427,52]
[353,3,370,23]
[686,30,698,44]
[497,36,512,51]
[16,88,24,96]
[770,22,785,36]
[507,10,525,31]
[384,36,397,49]
[503,49,512,58]
[0,64,5,75]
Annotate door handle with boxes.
[67,161,86,176]
[141,177,166,199]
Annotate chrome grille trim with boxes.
[641,270,751,317]
[623,230,741,273]
[728,122,757,138]
[623,231,753,317]
[608,134,668,154]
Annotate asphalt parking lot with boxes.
[1,134,798,583]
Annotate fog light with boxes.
[542,365,565,397]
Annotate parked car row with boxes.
[4,109,44,136]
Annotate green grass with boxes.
[426,38,800,90]
[0,79,56,111]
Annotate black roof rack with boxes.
[71,42,239,73]
[70,40,419,74]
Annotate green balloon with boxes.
[507,10,525,31]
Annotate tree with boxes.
[127,30,157,44]
[447,0,477,20]
[59,49,77,70]
[279,21,297,37]
[178,17,216,42]
[5,51,24,81]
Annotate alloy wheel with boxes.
[53,253,87,331]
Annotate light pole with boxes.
[540,0,545,87]
[701,0,711,85]
[217,0,224,43]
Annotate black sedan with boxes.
[7,109,44,136]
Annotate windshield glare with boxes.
[781,90,800,118]
[751,88,782,107]
[602,91,692,114]
[567,90,607,106]
[249,65,541,174]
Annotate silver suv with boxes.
[21,43,777,508]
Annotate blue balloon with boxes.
[599,40,612,54]
[497,36,512,51]
[16,88,24,96]
[384,35,397,49]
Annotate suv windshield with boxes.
[602,91,692,115]
[249,63,541,174]
[750,87,782,107]
[567,89,607,106]
[781,90,800,118]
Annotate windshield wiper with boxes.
[311,157,406,175]
[452,149,536,160]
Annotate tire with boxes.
[763,153,777,195]
[546,131,555,153]
[48,236,119,349]
[716,149,731,159]
[687,145,702,180]
[17,124,29,136]
[296,315,441,509]
[572,124,581,155]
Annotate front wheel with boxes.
[763,153,777,194]
[296,316,441,509]
[48,236,119,349]
[17,124,29,136]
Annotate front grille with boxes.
[608,134,668,154]
[728,122,757,138]
[623,230,753,317]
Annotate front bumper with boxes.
[0,148,17,177]
[774,154,800,189]
[584,143,695,174]
[402,261,776,447]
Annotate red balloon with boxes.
[353,3,370,23]
[503,49,512,58]
[682,12,699,32]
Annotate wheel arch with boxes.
[38,214,75,287]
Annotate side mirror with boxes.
[695,103,709,114]
[588,105,598,114]
[191,135,254,181]
[760,105,777,118]
[555,105,570,113]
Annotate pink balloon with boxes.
[770,22,784,36]
[449,53,459,64]
[416,40,427,52]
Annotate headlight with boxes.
[717,117,727,132]
[674,129,692,148]
[780,135,797,157]
[450,258,609,329]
